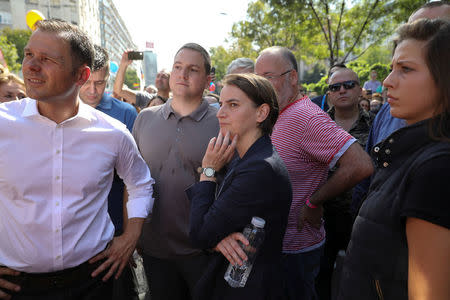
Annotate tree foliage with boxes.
[0,35,21,72]
[304,60,390,95]
[210,39,257,81]
[1,28,31,64]
[211,0,425,77]
[262,0,424,66]
[125,68,140,90]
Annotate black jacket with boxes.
[338,119,450,299]
[186,135,292,300]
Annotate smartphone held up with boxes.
[128,51,144,60]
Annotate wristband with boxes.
[305,199,318,209]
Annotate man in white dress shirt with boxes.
[0,19,154,299]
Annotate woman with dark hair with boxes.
[338,18,450,300]
[186,73,292,299]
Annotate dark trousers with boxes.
[5,261,113,300]
[142,253,209,300]
[112,264,138,300]
[316,207,353,300]
[282,246,323,300]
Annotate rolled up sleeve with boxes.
[116,129,155,219]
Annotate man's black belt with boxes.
[3,259,104,294]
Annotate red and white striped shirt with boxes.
[272,96,355,253]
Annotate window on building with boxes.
[0,11,12,25]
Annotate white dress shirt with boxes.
[0,98,154,273]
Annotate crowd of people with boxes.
[0,1,449,300]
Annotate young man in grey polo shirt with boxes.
[132,43,219,300]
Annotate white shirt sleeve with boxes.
[116,129,155,219]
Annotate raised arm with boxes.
[113,51,138,104]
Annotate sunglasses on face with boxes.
[328,80,359,92]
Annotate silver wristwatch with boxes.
[197,167,216,178]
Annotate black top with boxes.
[401,155,450,228]
[338,118,450,300]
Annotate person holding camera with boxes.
[114,50,170,109]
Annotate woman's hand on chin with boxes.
[202,131,237,172]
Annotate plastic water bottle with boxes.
[224,216,265,288]
[130,250,149,297]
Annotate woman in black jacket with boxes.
[338,18,450,300]
[186,73,292,299]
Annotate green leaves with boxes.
[0,27,32,72]
[0,35,21,72]
[124,68,140,90]
[210,0,425,80]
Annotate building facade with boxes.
[2,0,101,44]
[1,0,142,90]
[142,50,157,87]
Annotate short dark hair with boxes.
[413,1,449,14]
[394,18,450,140]
[223,73,279,135]
[92,45,109,73]
[328,63,347,78]
[359,98,370,105]
[176,43,211,74]
[329,68,360,85]
[34,19,94,71]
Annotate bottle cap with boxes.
[251,217,265,228]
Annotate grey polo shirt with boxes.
[133,98,219,259]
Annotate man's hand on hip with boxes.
[0,267,20,299]
[89,218,144,281]
[298,204,323,232]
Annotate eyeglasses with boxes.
[262,69,293,80]
[328,80,359,92]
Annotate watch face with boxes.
[204,168,215,177]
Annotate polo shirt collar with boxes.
[22,97,95,122]
[96,94,112,110]
[162,98,210,121]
